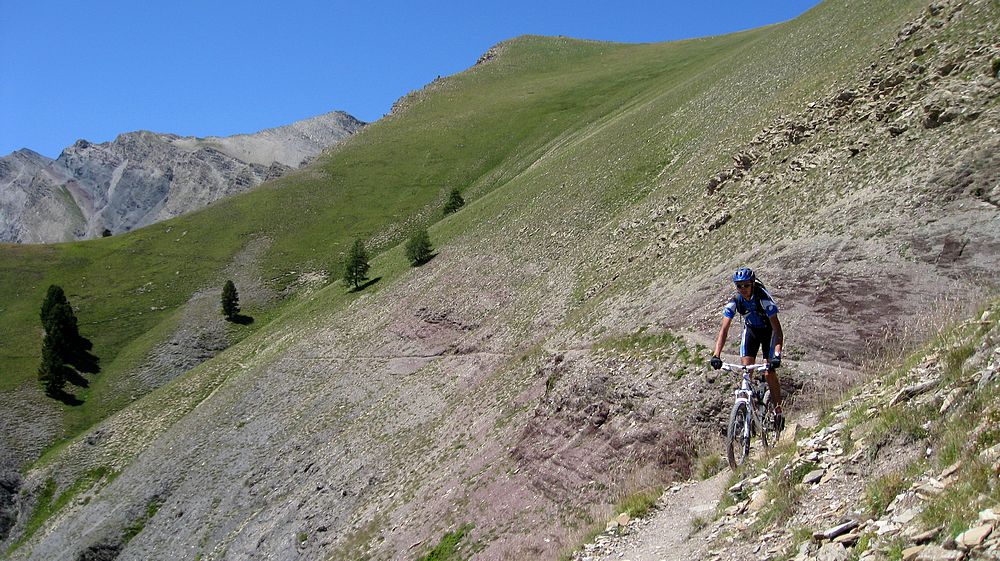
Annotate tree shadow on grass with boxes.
[349,277,382,293]
[229,314,254,325]
[412,253,439,267]
[46,386,84,406]
[67,348,100,375]
[65,369,90,389]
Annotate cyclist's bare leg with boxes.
[765,368,782,409]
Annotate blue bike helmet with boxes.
[732,267,755,284]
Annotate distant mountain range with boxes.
[0,111,364,243]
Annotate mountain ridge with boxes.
[0,110,364,243]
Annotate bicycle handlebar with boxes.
[720,362,770,374]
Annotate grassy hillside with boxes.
[4,0,999,559]
[0,6,850,454]
[0,29,771,446]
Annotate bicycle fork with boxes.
[735,390,754,437]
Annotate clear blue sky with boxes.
[1,1,821,158]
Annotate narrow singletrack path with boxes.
[588,471,728,561]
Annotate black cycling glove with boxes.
[770,354,781,369]
[710,356,722,370]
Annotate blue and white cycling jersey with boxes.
[723,285,779,329]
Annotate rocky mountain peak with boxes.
[8,148,51,164]
[0,110,365,243]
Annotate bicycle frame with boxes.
[721,362,771,469]
[722,361,768,401]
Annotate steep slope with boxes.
[573,300,1000,561]
[2,1,998,560]
[1,24,795,474]
[0,111,364,243]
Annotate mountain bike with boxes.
[721,361,779,470]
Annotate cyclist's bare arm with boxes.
[769,314,784,357]
[713,315,733,357]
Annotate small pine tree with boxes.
[443,188,465,214]
[221,280,240,321]
[343,238,371,289]
[38,285,76,395]
[48,302,80,361]
[40,285,68,332]
[38,332,66,395]
[39,285,83,361]
[405,228,433,266]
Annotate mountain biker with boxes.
[710,267,785,431]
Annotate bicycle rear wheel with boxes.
[726,402,751,470]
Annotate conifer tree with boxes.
[40,284,68,332]
[49,302,81,360]
[38,284,82,395]
[40,285,82,359]
[405,228,433,266]
[221,280,240,321]
[38,332,66,395]
[343,238,370,289]
[443,188,465,214]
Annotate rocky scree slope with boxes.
[0,111,364,243]
[2,1,999,560]
[572,300,1000,561]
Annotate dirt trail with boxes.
[626,474,728,561]
[581,411,822,561]
[582,472,728,561]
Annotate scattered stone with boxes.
[815,520,859,541]
[733,152,755,171]
[833,532,860,546]
[939,388,963,414]
[956,524,992,549]
[940,461,962,479]
[889,379,939,406]
[915,478,945,497]
[779,422,800,445]
[893,507,920,525]
[902,545,925,561]
[706,211,730,231]
[724,500,749,516]
[914,545,963,561]
[811,541,847,561]
[748,490,770,512]
[888,123,909,136]
[802,469,826,485]
[922,91,960,128]
[617,512,631,527]
[979,443,1000,464]
[911,527,941,544]
[835,90,859,106]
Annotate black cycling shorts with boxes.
[740,325,774,359]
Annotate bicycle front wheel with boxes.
[760,392,779,449]
[726,402,751,470]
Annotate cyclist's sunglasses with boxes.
[735,282,754,289]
